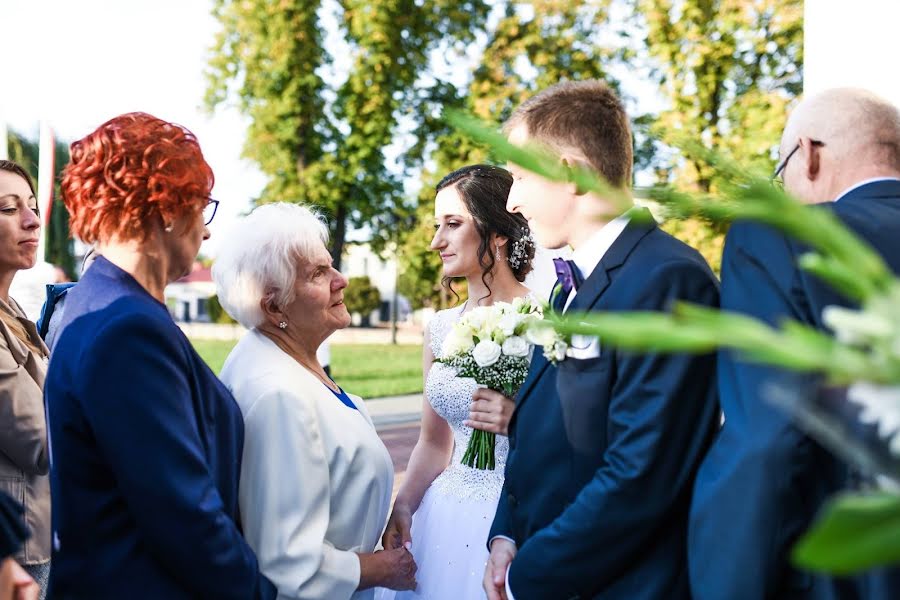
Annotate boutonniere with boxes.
[524,304,571,365]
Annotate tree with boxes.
[635,0,804,191]
[7,130,76,278]
[397,0,624,307]
[629,0,803,270]
[205,0,490,267]
[344,276,382,326]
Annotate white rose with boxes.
[502,335,529,357]
[499,313,525,336]
[472,340,502,368]
[511,296,525,311]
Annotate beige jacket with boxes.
[0,297,50,565]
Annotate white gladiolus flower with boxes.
[822,305,892,345]
[847,382,900,456]
[472,340,502,367]
[502,336,529,357]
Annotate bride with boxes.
[377,165,536,599]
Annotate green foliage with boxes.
[344,276,382,318]
[630,0,803,271]
[206,294,237,325]
[205,0,490,264]
[7,130,75,278]
[191,339,424,398]
[792,493,900,574]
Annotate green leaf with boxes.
[792,493,900,574]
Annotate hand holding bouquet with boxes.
[438,297,543,469]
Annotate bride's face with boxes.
[431,185,483,279]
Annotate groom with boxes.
[481,81,720,599]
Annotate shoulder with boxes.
[223,336,319,421]
[629,227,717,285]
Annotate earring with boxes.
[164,224,173,233]
[495,246,501,261]
[278,321,287,329]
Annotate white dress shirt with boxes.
[220,330,394,600]
[563,213,631,311]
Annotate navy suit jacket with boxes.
[490,219,720,599]
[689,179,900,600]
[45,257,275,599]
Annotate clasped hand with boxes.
[465,388,515,436]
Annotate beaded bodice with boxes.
[425,306,510,502]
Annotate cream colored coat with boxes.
[221,330,394,600]
[0,297,50,565]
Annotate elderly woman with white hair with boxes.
[213,203,416,600]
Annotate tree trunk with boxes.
[330,202,347,271]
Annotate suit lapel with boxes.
[514,348,550,405]
[567,214,657,314]
[514,214,657,411]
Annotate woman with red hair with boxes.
[44,112,275,599]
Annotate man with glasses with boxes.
[690,87,900,600]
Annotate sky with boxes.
[0,0,266,257]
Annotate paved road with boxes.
[377,422,421,500]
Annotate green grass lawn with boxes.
[191,339,423,399]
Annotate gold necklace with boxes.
[296,358,340,393]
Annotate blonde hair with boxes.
[0,300,45,358]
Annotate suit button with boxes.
[508,494,518,506]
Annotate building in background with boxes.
[165,262,215,323]
[343,241,411,326]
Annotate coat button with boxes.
[508,493,518,506]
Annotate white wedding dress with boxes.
[377,305,511,600]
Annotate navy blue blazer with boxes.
[689,179,900,600]
[45,257,275,599]
[490,219,720,599]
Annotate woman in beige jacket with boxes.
[0,160,50,599]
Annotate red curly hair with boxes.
[61,112,214,243]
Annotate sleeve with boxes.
[487,486,515,550]
[0,492,28,559]
[0,334,48,475]
[77,315,275,600]
[508,259,721,598]
[688,222,820,598]
[239,387,361,600]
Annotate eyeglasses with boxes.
[772,140,825,187]
[203,198,219,225]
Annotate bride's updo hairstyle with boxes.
[435,164,535,297]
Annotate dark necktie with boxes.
[551,258,583,313]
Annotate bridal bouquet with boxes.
[438,297,543,469]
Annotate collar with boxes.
[571,213,631,278]
[835,177,900,202]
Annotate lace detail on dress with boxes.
[425,306,510,502]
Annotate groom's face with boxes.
[505,124,576,250]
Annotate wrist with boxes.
[392,498,414,516]
[356,552,382,590]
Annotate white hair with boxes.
[212,202,329,328]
